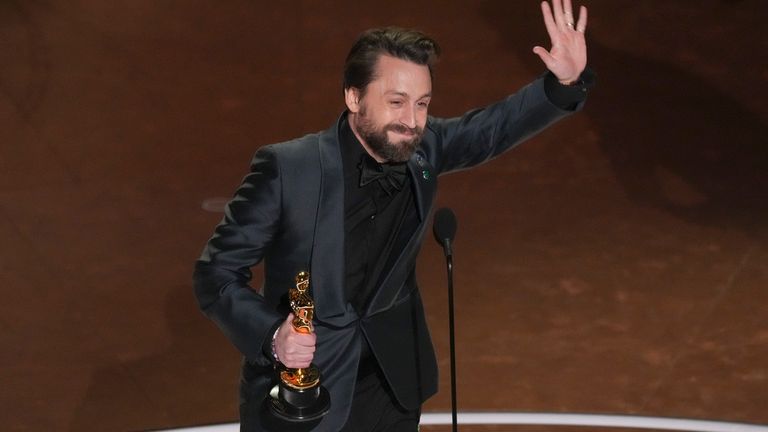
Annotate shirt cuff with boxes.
[261,318,283,363]
[543,67,596,111]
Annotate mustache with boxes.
[385,124,422,135]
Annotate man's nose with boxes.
[399,104,417,129]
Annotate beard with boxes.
[355,107,423,163]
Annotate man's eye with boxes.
[389,100,403,107]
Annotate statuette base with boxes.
[267,384,330,422]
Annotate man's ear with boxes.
[344,87,362,113]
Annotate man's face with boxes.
[346,55,432,163]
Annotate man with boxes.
[194,1,592,430]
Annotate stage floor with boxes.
[2,1,767,431]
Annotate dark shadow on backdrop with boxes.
[0,1,50,122]
[479,0,768,238]
[69,283,239,431]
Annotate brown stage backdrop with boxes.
[1,1,767,431]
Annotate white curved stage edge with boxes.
[155,412,768,432]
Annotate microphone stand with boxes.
[445,248,458,432]
[433,207,459,432]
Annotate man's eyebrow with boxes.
[384,90,432,99]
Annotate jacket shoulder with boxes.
[258,130,323,160]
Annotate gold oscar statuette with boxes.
[267,271,330,422]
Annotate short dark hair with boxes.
[343,27,441,93]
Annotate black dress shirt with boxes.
[339,118,415,314]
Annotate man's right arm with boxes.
[193,146,285,367]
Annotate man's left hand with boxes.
[532,0,588,85]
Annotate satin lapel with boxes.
[408,151,436,223]
[365,151,437,316]
[310,124,350,322]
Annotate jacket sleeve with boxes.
[427,75,586,175]
[193,146,283,366]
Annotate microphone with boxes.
[433,207,457,257]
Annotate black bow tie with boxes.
[358,155,407,196]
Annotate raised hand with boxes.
[532,0,588,84]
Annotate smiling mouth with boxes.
[393,130,415,137]
[388,126,416,136]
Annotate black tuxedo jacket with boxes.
[194,77,582,431]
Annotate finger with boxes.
[293,332,317,348]
[575,5,588,33]
[286,351,314,362]
[563,0,575,25]
[285,328,314,343]
[282,340,314,358]
[540,1,559,40]
[279,314,296,335]
[532,46,556,69]
[285,348,315,365]
[551,0,567,29]
[283,357,312,368]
